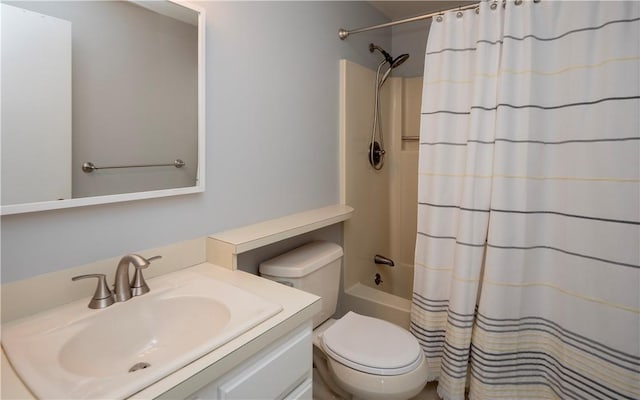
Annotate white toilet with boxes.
[259,241,428,400]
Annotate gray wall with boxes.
[392,19,431,78]
[1,1,390,283]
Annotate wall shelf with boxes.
[207,204,354,270]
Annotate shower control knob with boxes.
[369,141,385,168]
[374,273,383,285]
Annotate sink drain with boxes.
[129,362,151,373]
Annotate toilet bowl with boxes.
[314,313,428,400]
[259,241,428,400]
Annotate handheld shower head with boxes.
[379,53,410,86]
[367,46,410,170]
[391,53,410,69]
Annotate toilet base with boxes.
[313,346,352,399]
[327,352,428,400]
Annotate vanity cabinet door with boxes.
[283,378,312,399]
[188,322,312,400]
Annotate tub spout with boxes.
[374,254,395,267]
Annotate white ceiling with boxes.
[368,1,477,21]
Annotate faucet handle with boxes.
[72,274,115,309]
[130,255,162,297]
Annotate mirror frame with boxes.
[1,0,205,216]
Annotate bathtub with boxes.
[342,283,411,329]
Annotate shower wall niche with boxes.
[339,59,422,301]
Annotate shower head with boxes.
[379,53,410,86]
[369,43,393,65]
[391,53,410,69]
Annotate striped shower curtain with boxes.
[410,1,640,399]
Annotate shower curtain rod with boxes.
[338,2,479,40]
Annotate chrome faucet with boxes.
[72,253,161,309]
[114,254,161,302]
[374,254,395,267]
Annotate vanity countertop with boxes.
[1,262,321,399]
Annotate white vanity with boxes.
[185,320,313,400]
[1,205,353,399]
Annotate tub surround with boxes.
[0,204,353,399]
[340,59,418,301]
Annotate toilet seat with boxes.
[321,311,423,376]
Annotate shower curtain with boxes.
[410,1,640,399]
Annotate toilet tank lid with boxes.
[259,241,343,278]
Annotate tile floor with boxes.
[410,382,440,400]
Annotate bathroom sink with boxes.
[1,268,283,399]
[58,296,231,379]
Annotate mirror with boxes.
[1,0,204,215]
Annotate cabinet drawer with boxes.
[217,323,311,399]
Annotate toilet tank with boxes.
[259,241,343,328]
